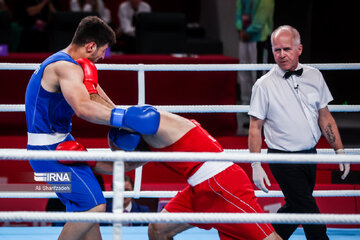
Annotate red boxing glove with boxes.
[76,58,98,94]
[56,141,96,168]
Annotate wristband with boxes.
[110,108,125,127]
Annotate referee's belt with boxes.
[267,147,316,154]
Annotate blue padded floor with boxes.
[0,226,359,239]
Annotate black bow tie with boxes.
[284,68,303,79]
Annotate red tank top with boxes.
[149,120,223,180]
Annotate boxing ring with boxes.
[1,62,360,239]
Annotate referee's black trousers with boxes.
[268,148,329,240]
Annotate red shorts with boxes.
[165,164,275,240]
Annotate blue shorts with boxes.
[28,136,105,212]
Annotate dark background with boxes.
[274,0,360,104]
[113,0,360,104]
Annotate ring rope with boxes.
[2,148,359,155]
[10,148,355,154]
[2,63,360,71]
[1,190,360,199]
[0,150,359,164]
[225,148,360,154]
[1,104,360,113]
[96,63,360,71]
[0,211,359,225]
[87,148,360,154]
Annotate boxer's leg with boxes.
[59,203,106,240]
[148,209,193,240]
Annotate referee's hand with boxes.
[336,149,350,180]
[252,162,271,193]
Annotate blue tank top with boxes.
[25,51,78,137]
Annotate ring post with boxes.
[137,64,145,105]
[134,63,145,199]
[112,159,124,240]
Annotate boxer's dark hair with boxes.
[72,16,116,47]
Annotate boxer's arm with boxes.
[76,58,115,108]
[92,162,114,175]
[125,162,147,172]
[57,61,112,125]
[74,58,159,134]
[97,84,116,108]
[90,93,115,109]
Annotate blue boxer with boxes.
[25,51,105,212]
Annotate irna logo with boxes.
[34,172,71,182]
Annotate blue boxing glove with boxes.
[110,105,160,135]
[108,128,141,151]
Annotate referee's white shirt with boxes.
[248,63,333,151]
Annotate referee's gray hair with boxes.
[271,25,301,46]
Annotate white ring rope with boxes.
[45,147,360,155]
[1,63,360,71]
[0,63,39,70]
[0,212,359,225]
[0,104,25,112]
[1,104,360,113]
[1,190,360,199]
[225,148,360,154]
[86,148,360,155]
[156,105,360,113]
[3,104,257,113]
[3,148,359,154]
[0,150,359,164]
[0,149,360,164]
